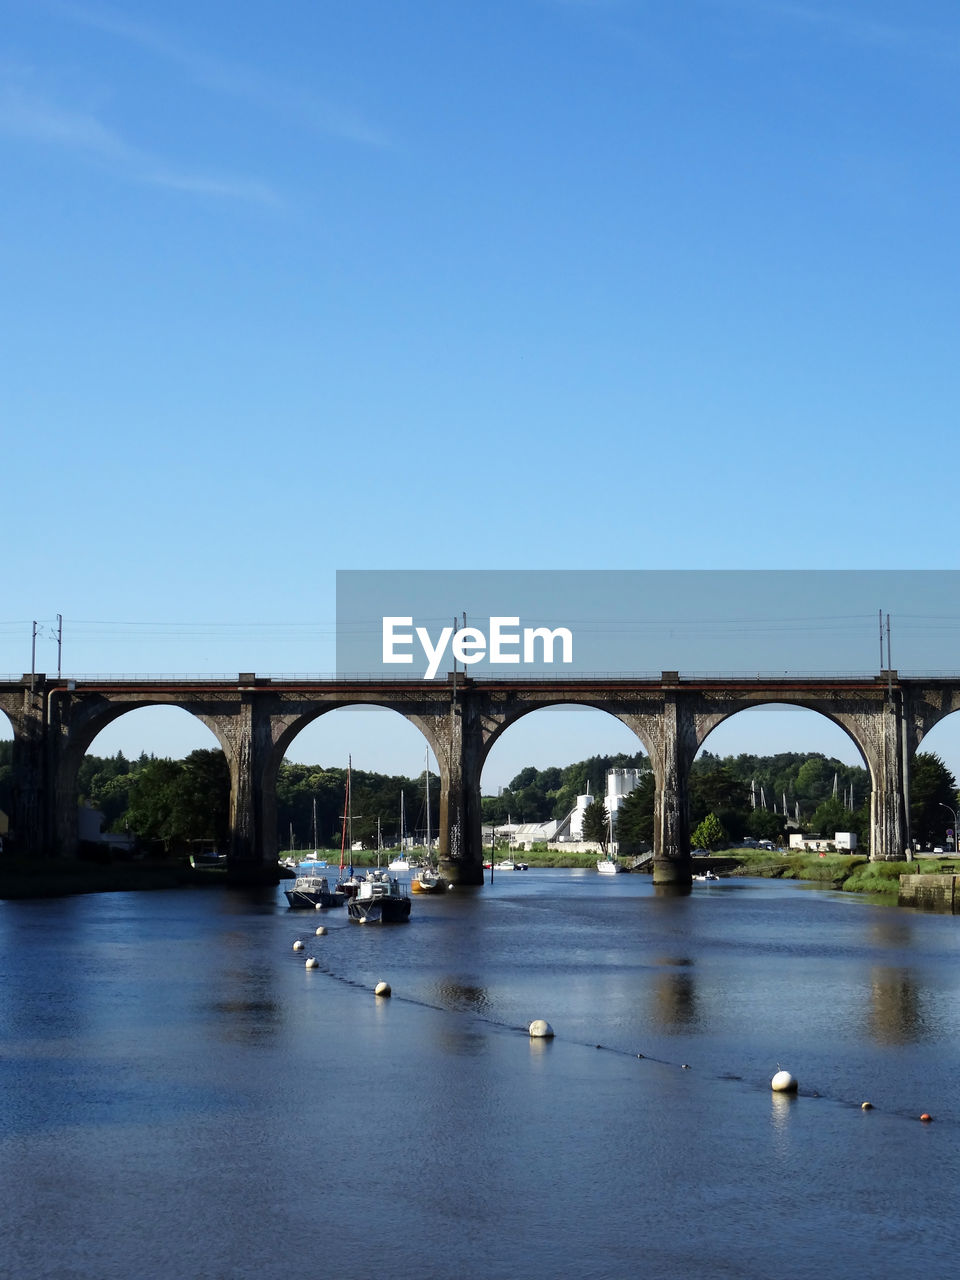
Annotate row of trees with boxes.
[2,739,957,856]
[73,750,440,855]
[485,748,960,855]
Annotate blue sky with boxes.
[2,1,960,789]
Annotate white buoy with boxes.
[315,925,327,936]
[315,902,323,910]
[293,940,304,951]
[528,1019,554,1039]
[771,1069,798,1093]
[375,981,391,997]
[305,957,319,969]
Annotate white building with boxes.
[560,767,646,842]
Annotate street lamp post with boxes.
[937,802,957,854]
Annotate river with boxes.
[1,870,957,1279]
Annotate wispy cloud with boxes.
[0,74,284,207]
[48,0,390,149]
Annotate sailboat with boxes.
[335,757,363,899]
[284,787,345,909]
[596,810,625,874]
[411,749,446,894]
[388,790,410,871]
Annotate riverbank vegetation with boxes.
[2,743,953,859]
[719,849,960,897]
[1,742,957,901]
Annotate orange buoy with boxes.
[920,1113,933,1122]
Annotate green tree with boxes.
[745,808,785,842]
[614,775,655,853]
[125,759,186,853]
[178,750,230,849]
[0,738,14,820]
[808,796,855,842]
[123,750,229,854]
[581,797,610,850]
[910,752,959,849]
[692,812,726,850]
[794,757,833,809]
[690,758,749,839]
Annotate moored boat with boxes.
[333,756,364,899]
[347,869,411,924]
[411,863,445,894]
[410,750,443,893]
[596,857,625,875]
[285,862,346,909]
[389,790,410,870]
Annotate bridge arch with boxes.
[56,701,228,857]
[696,700,872,776]
[478,702,651,849]
[479,699,656,775]
[256,701,440,860]
[692,701,871,846]
[693,697,872,778]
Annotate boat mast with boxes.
[400,789,405,850]
[339,760,350,875]
[347,754,353,869]
[425,748,431,859]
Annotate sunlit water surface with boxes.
[1,870,957,1279]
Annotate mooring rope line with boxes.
[289,932,951,1128]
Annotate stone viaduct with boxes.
[2,671,960,887]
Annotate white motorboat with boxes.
[347,869,411,924]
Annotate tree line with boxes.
[70,750,440,855]
[482,747,960,854]
[1,739,956,856]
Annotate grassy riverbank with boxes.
[3,847,956,900]
[719,849,960,897]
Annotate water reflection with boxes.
[868,917,914,950]
[206,997,283,1044]
[431,1024,489,1057]
[432,979,490,1015]
[199,922,288,1045]
[770,1091,796,1151]
[865,967,925,1046]
[652,968,700,1032]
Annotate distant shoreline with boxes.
[3,847,955,901]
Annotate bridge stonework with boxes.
[2,673,958,887]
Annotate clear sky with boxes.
[2,1,960,789]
